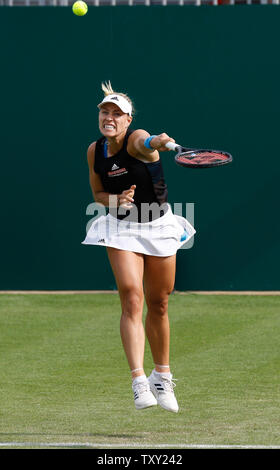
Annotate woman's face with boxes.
[98,102,132,139]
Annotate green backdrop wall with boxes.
[0,6,279,290]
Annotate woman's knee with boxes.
[146,294,170,318]
[120,287,144,319]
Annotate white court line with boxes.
[0,442,280,449]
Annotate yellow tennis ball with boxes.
[72,1,88,16]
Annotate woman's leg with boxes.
[143,254,178,412]
[106,247,145,379]
[143,254,176,373]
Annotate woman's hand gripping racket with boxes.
[165,142,233,168]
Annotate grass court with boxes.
[0,293,279,449]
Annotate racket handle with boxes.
[165,141,180,151]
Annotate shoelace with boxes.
[159,376,178,393]
[133,381,150,395]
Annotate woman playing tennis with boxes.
[83,82,195,413]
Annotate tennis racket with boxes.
[165,142,233,168]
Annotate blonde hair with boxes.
[101,80,135,116]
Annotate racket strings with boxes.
[178,151,229,165]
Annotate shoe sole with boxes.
[135,401,157,410]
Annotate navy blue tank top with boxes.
[94,129,168,222]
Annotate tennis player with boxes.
[82,82,195,413]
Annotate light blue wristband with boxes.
[144,135,157,150]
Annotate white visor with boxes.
[97,94,132,116]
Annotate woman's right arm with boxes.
[87,142,135,208]
[87,142,118,207]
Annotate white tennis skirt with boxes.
[81,205,196,257]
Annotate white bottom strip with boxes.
[0,442,279,449]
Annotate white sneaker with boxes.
[148,370,179,413]
[132,377,158,410]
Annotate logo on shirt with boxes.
[108,165,128,177]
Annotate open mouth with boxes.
[104,125,115,130]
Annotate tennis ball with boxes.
[72,1,88,16]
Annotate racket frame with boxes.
[165,142,233,169]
